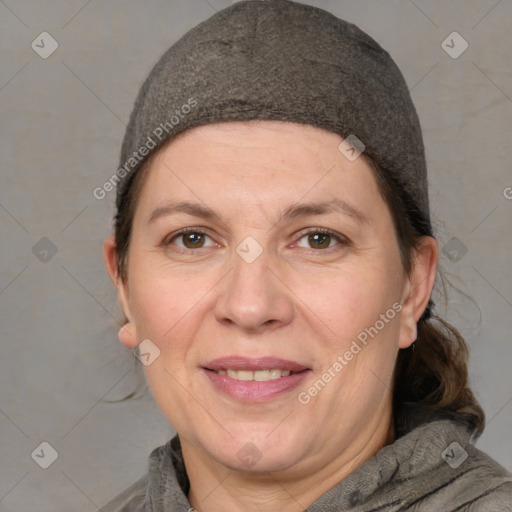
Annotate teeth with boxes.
[269,369,283,379]
[216,369,291,381]
[237,370,253,381]
[254,370,270,381]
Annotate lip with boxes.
[202,356,311,403]
[203,356,308,372]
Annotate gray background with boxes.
[1,0,511,510]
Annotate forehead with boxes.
[133,120,385,222]
[152,120,342,170]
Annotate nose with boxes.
[214,251,295,334]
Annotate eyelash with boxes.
[166,227,216,252]
[295,227,348,251]
[165,227,348,253]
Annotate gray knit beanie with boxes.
[115,0,432,235]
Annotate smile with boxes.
[215,369,292,381]
[202,357,310,402]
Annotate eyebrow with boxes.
[281,198,369,225]
[147,198,368,225]
[148,201,219,224]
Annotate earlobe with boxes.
[118,322,138,349]
[398,304,418,349]
[398,236,438,349]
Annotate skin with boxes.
[104,120,438,512]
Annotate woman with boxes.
[101,1,511,510]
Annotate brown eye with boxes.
[182,232,205,248]
[307,233,332,249]
[296,230,344,250]
[170,230,215,250]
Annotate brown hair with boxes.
[112,144,485,437]
[115,152,156,281]
[366,157,485,437]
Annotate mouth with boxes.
[213,368,294,381]
[202,357,311,402]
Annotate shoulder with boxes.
[451,445,512,511]
[389,408,512,510]
[98,437,189,512]
[408,438,512,511]
[98,474,148,512]
[361,417,512,511]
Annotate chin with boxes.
[207,436,305,474]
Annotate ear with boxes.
[398,236,438,349]
[103,235,139,349]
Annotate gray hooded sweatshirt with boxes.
[100,407,511,511]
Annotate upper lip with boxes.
[203,356,309,372]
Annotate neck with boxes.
[184,405,394,512]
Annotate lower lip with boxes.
[203,369,311,403]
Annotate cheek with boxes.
[128,264,200,348]
[126,258,226,380]
[302,262,403,343]
[302,269,403,411]
[328,267,404,375]
[127,266,211,426]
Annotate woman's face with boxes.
[105,120,435,477]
